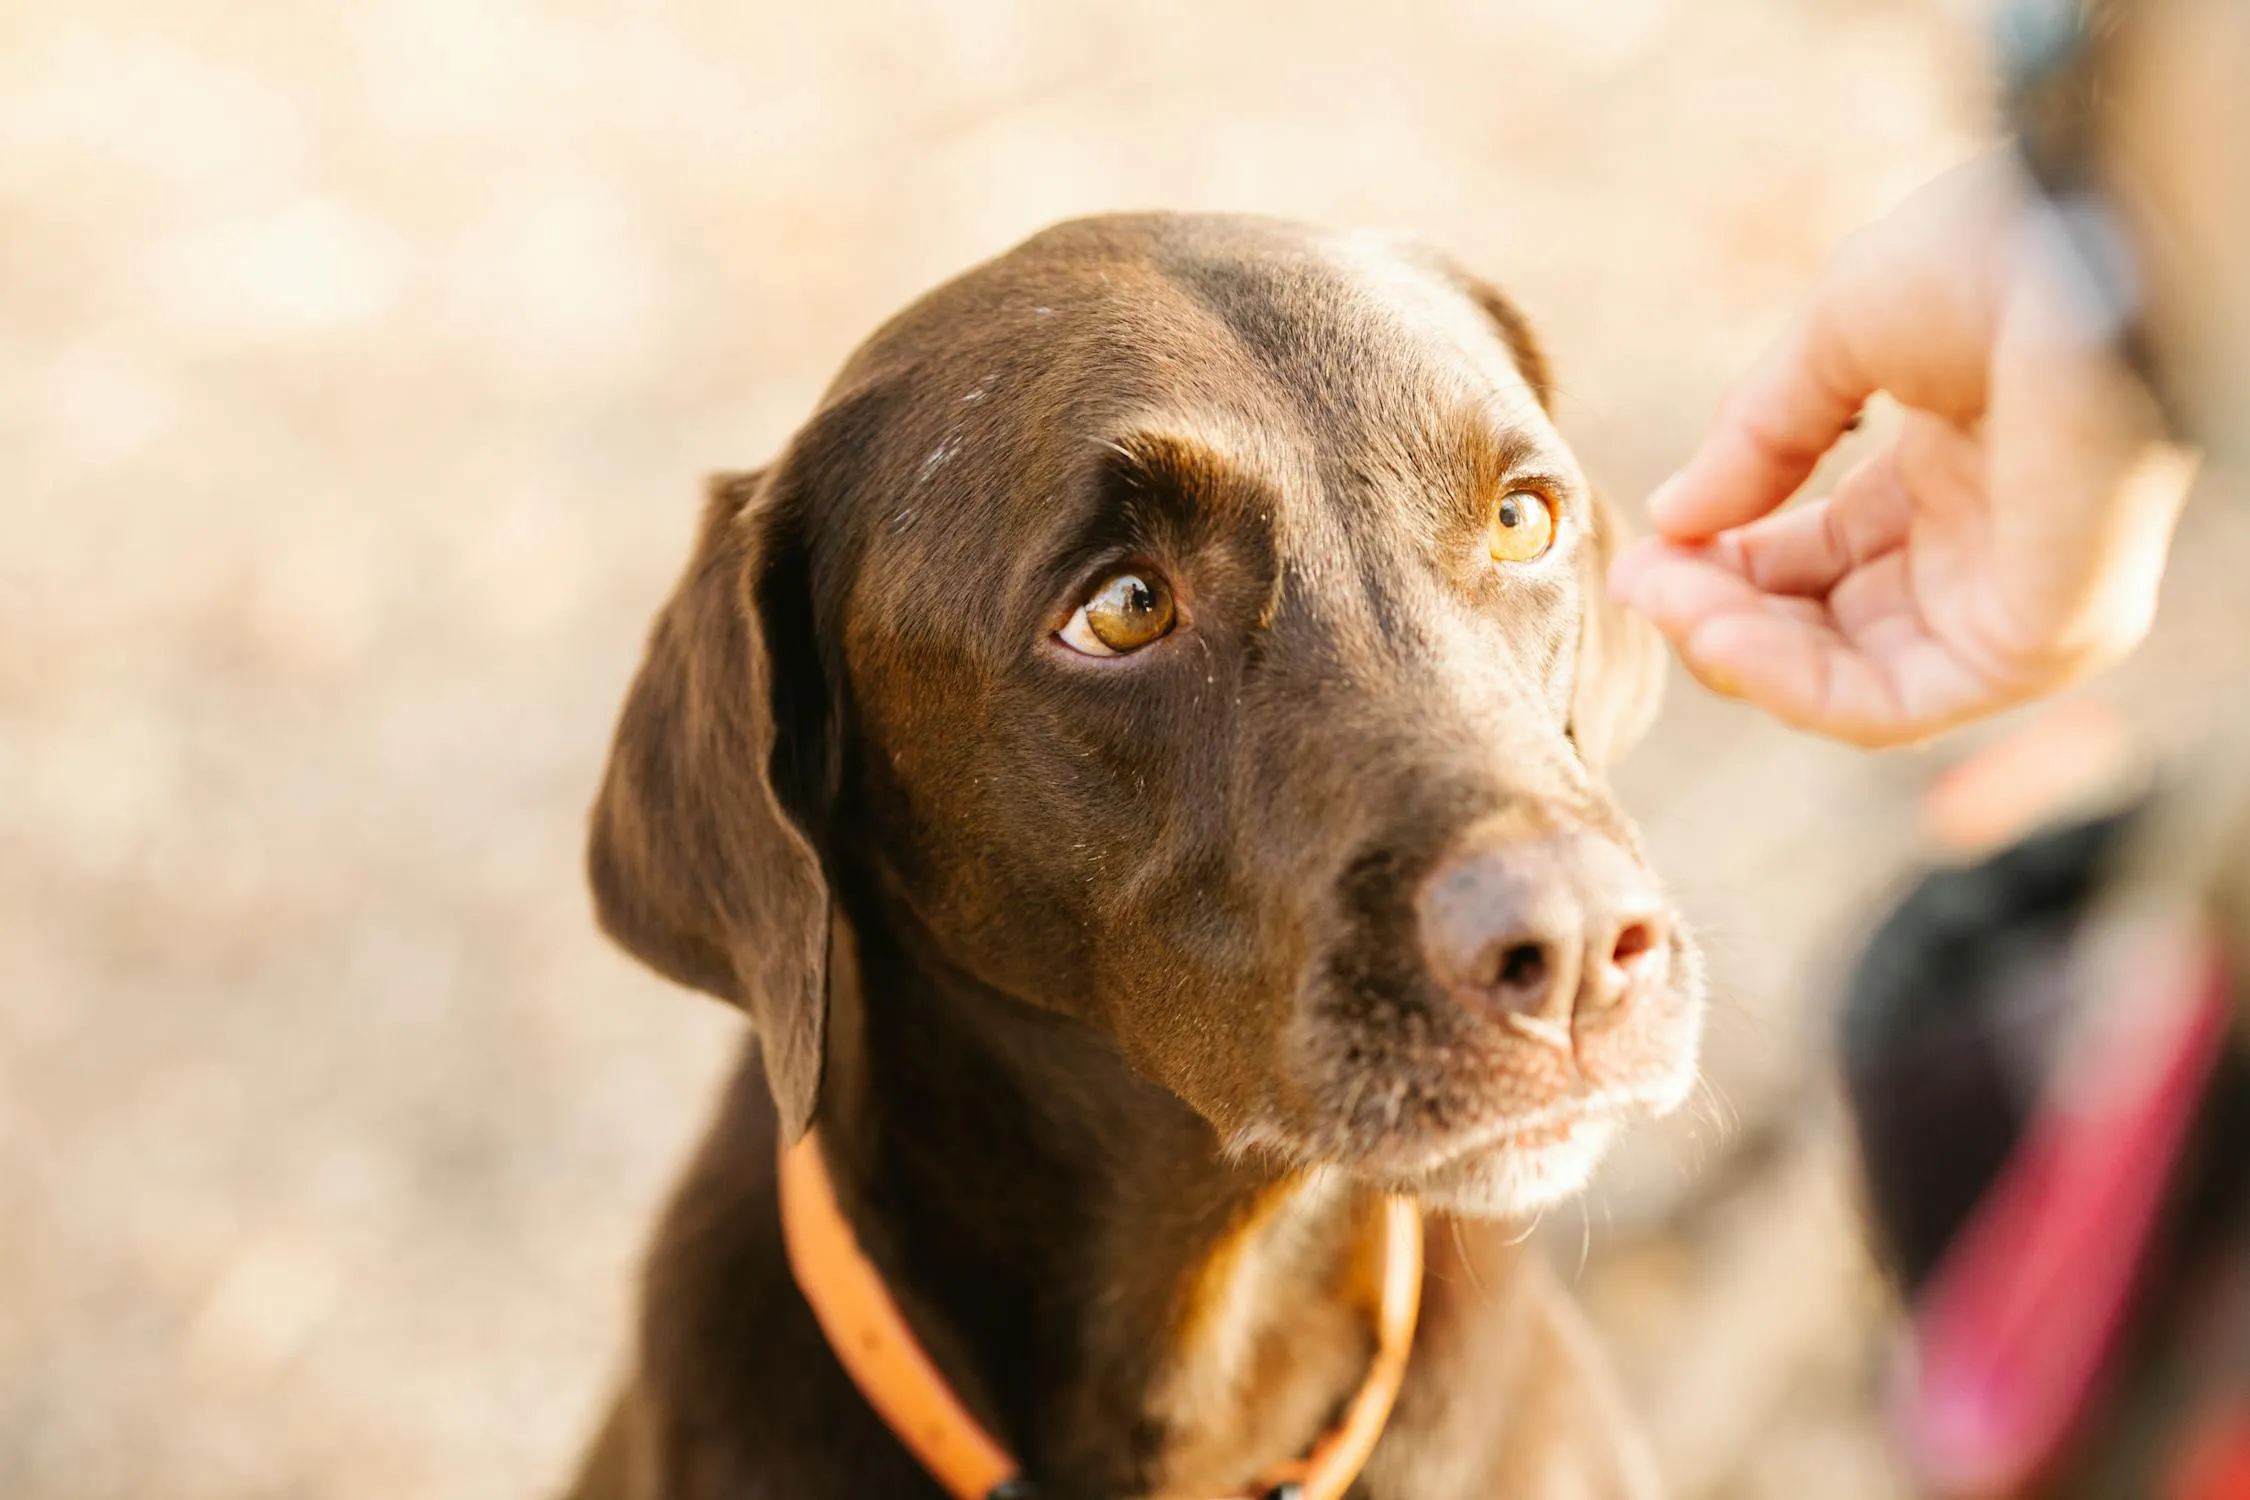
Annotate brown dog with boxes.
[569,213,1704,1500]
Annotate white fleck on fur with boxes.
[915,433,961,486]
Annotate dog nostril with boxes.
[1582,919,1664,1015]
[1611,921,1657,968]
[1496,942,1548,993]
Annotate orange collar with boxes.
[778,1128,1424,1500]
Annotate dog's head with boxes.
[591,214,1701,1217]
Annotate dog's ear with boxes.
[1443,260,1665,767]
[588,468,832,1139]
[1568,485,1667,768]
[1452,276,1555,412]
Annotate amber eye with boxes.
[1058,570,1177,657]
[1489,489,1558,564]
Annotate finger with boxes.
[1652,161,2020,545]
[1704,451,1914,597]
[1646,298,1876,541]
[1609,536,1749,602]
[1619,545,1980,742]
[1614,543,1834,634]
[1693,586,2039,746]
[1679,611,1910,744]
[1625,544,1986,743]
[1708,500,1851,597]
[1605,535,1668,601]
[1610,541,1769,629]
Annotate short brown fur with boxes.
[569,213,1698,1500]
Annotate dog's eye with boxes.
[1058,571,1177,657]
[1489,490,1557,564]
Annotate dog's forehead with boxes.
[893,221,1552,472]
[856,215,1549,428]
[1144,224,1548,427]
[1111,225,1572,497]
[829,215,1576,651]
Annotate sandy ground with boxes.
[8,2,2249,1496]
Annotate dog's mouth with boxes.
[1376,1075,1690,1211]
[1434,1084,1677,1160]
[1234,1053,1699,1220]
[1245,924,1707,1219]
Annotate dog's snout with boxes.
[1416,829,1669,1031]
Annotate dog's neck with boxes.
[816,912,1389,1497]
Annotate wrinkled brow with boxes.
[1454,421,1563,507]
[1347,399,1562,538]
[1460,392,1550,465]
[1087,429,1283,543]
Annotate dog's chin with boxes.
[1230,1106,1632,1222]
[1402,1115,1619,1220]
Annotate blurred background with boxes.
[9,1,2250,1496]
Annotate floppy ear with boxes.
[587,469,832,1139]
[1569,485,1668,768]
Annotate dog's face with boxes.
[592,214,1703,1218]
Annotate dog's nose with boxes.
[1416,828,1669,1030]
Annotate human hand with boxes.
[1608,158,2195,746]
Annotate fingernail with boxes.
[1686,654,1743,700]
[1681,637,1743,700]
